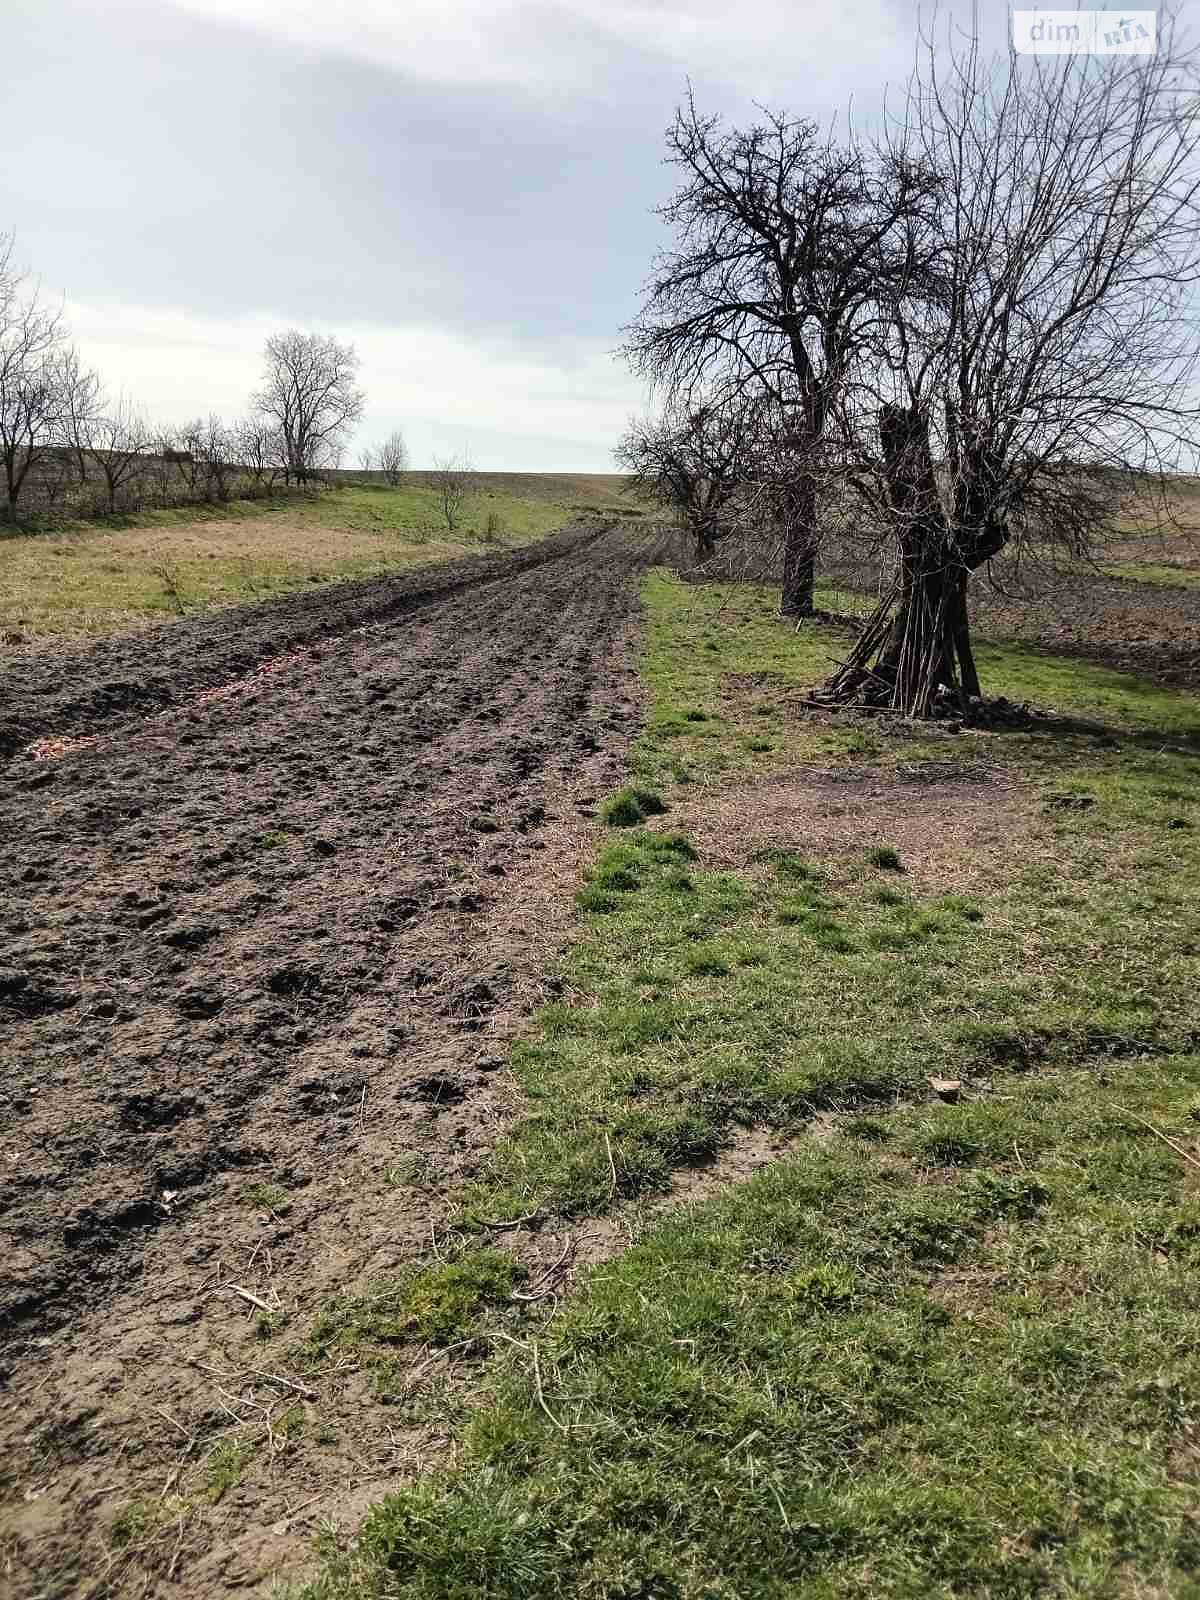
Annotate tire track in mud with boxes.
[0,522,667,1599]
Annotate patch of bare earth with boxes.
[672,761,1028,890]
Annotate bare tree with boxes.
[253,330,364,484]
[236,417,286,494]
[433,451,472,532]
[143,429,183,507]
[62,357,103,488]
[38,445,75,514]
[377,428,409,487]
[188,415,235,502]
[171,420,207,499]
[624,100,936,615]
[821,17,1200,716]
[616,396,756,561]
[358,445,375,476]
[0,233,82,521]
[84,398,154,515]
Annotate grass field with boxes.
[1103,561,1200,589]
[0,473,636,638]
[301,571,1200,1600]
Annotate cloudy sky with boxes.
[1,0,1127,469]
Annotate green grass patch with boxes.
[599,786,669,827]
[300,1250,523,1388]
[309,1061,1200,1600]
[1103,560,1200,589]
[204,1438,257,1505]
[462,757,1198,1229]
[632,571,1200,795]
[866,844,904,871]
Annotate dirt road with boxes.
[0,520,668,1597]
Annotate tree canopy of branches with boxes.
[253,329,364,484]
[617,396,756,561]
[433,451,472,532]
[624,99,937,615]
[0,232,96,521]
[236,416,287,492]
[82,397,153,514]
[376,428,409,487]
[821,19,1200,716]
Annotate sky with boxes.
[3,0,1169,470]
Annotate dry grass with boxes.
[0,477,637,639]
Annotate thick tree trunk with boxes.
[821,405,988,718]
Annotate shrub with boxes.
[600,786,669,827]
[866,844,904,871]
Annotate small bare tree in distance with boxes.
[192,415,235,502]
[377,428,409,487]
[236,417,286,493]
[63,356,102,487]
[84,398,153,515]
[253,329,364,484]
[434,451,473,532]
[616,395,757,563]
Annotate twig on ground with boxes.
[511,1236,573,1303]
[230,1284,276,1315]
[401,1339,476,1395]
[1116,1105,1200,1173]
[531,1342,568,1434]
[604,1131,618,1198]
[721,1428,762,1461]
[487,1330,567,1432]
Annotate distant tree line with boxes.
[0,238,411,526]
[621,13,1200,716]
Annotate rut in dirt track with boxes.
[0,522,668,1346]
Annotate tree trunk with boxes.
[780,473,816,617]
[694,513,718,563]
[820,405,985,718]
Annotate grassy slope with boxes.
[1103,561,1200,589]
[0,475,636,638]
[299,572,1200,1599]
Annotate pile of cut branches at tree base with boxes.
[805,674,1055,732]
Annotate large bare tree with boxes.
[822,21,1200,716]
[253,330,364,484]
[624,100,937,615]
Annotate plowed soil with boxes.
[0,520,669,1598]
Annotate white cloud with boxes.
[164,0,906,100]
[63,299,645,471]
